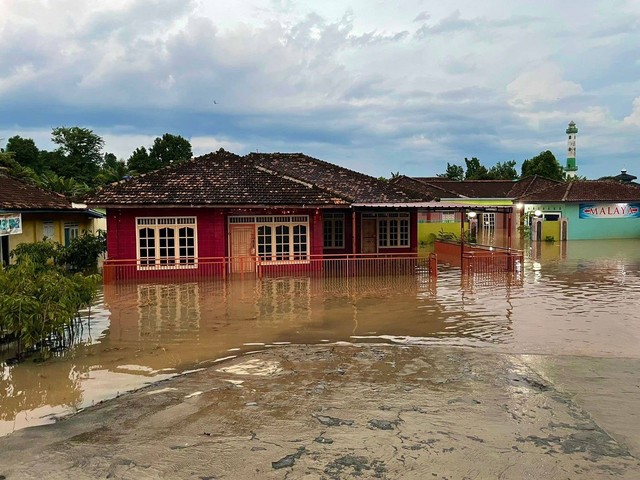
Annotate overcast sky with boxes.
[1,0,639,179]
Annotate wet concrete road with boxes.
[0,345,638,479]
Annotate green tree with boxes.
[39,172,90,197]
[97,153,129,185]
[437,163,464,181]
[5,136,41,172]
[464,157,490,180]
[0,151,41,185]
[126,146,152,174]
[127,134,192,174]
[521,150,564,181]
[487,160,518,180]
[51,127,105,184]
[38,149,65,175]
[148,133,192,171]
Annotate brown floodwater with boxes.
[1,239,639,436]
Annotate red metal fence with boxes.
[461,248,523,275]
[102,253,438,284]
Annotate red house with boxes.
[88,149,429,281]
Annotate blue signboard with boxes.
[0,213,22,235]
[579,203,640,219]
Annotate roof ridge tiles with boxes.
[561,181,574,202]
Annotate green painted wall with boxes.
[418,221,470,251]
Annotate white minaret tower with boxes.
[565,121,578,179]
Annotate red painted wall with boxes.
[321,209,354,255]
[106,206,324,261]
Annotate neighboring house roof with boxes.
[390,176,463,199]
[505,175,563,198]
[249,153,428,203]
[0,170,75,211]
[392,175,561,200]
[517,180,640,203]
[413,178,515,198]
[89,150,429,208]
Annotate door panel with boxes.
[230,225,255,273]
[361,219,377,254]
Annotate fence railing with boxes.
[102,253,438,284]
[462,248,523,275]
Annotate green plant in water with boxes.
[435,228,459,242]
[518,224,532,239]
[544,236,555,242]
[1,238,102,360]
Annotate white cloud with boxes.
[622,97,640,127]
[507,64,583,108]
[1,0,640,179]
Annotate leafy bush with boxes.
[58,230,107,274]
[10,230,106,274]
[11,240,61,270]
[436,229,459,242]
[1,234,103,360]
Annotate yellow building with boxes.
[0,171,104,266]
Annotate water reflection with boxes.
[2,239,640,436]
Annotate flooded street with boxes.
[1,239,640,439]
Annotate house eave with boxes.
[89,203,350,210]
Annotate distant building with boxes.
[565,121,579,179]
[613,169,637,184]
[517,180,640,240]
[0,170,104,266]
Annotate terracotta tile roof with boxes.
[90,150,431,207]
[505,175,563,198]
[413,178,516,198]
[249,153,428,203]
[88,150,352,207]
[0,170,73,210]
[390,176,462,199]
[517,180,640,202]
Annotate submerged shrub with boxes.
[1,239,102,359]
[58,230,107,274]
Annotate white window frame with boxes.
[136,217,198,270]
[230,215,310,264]
[440,211,456,224]
[43,221,55,240]
[323,212,345,249]
[64,223,80,246]
[482,213,495,230]
[363,212,410,248]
